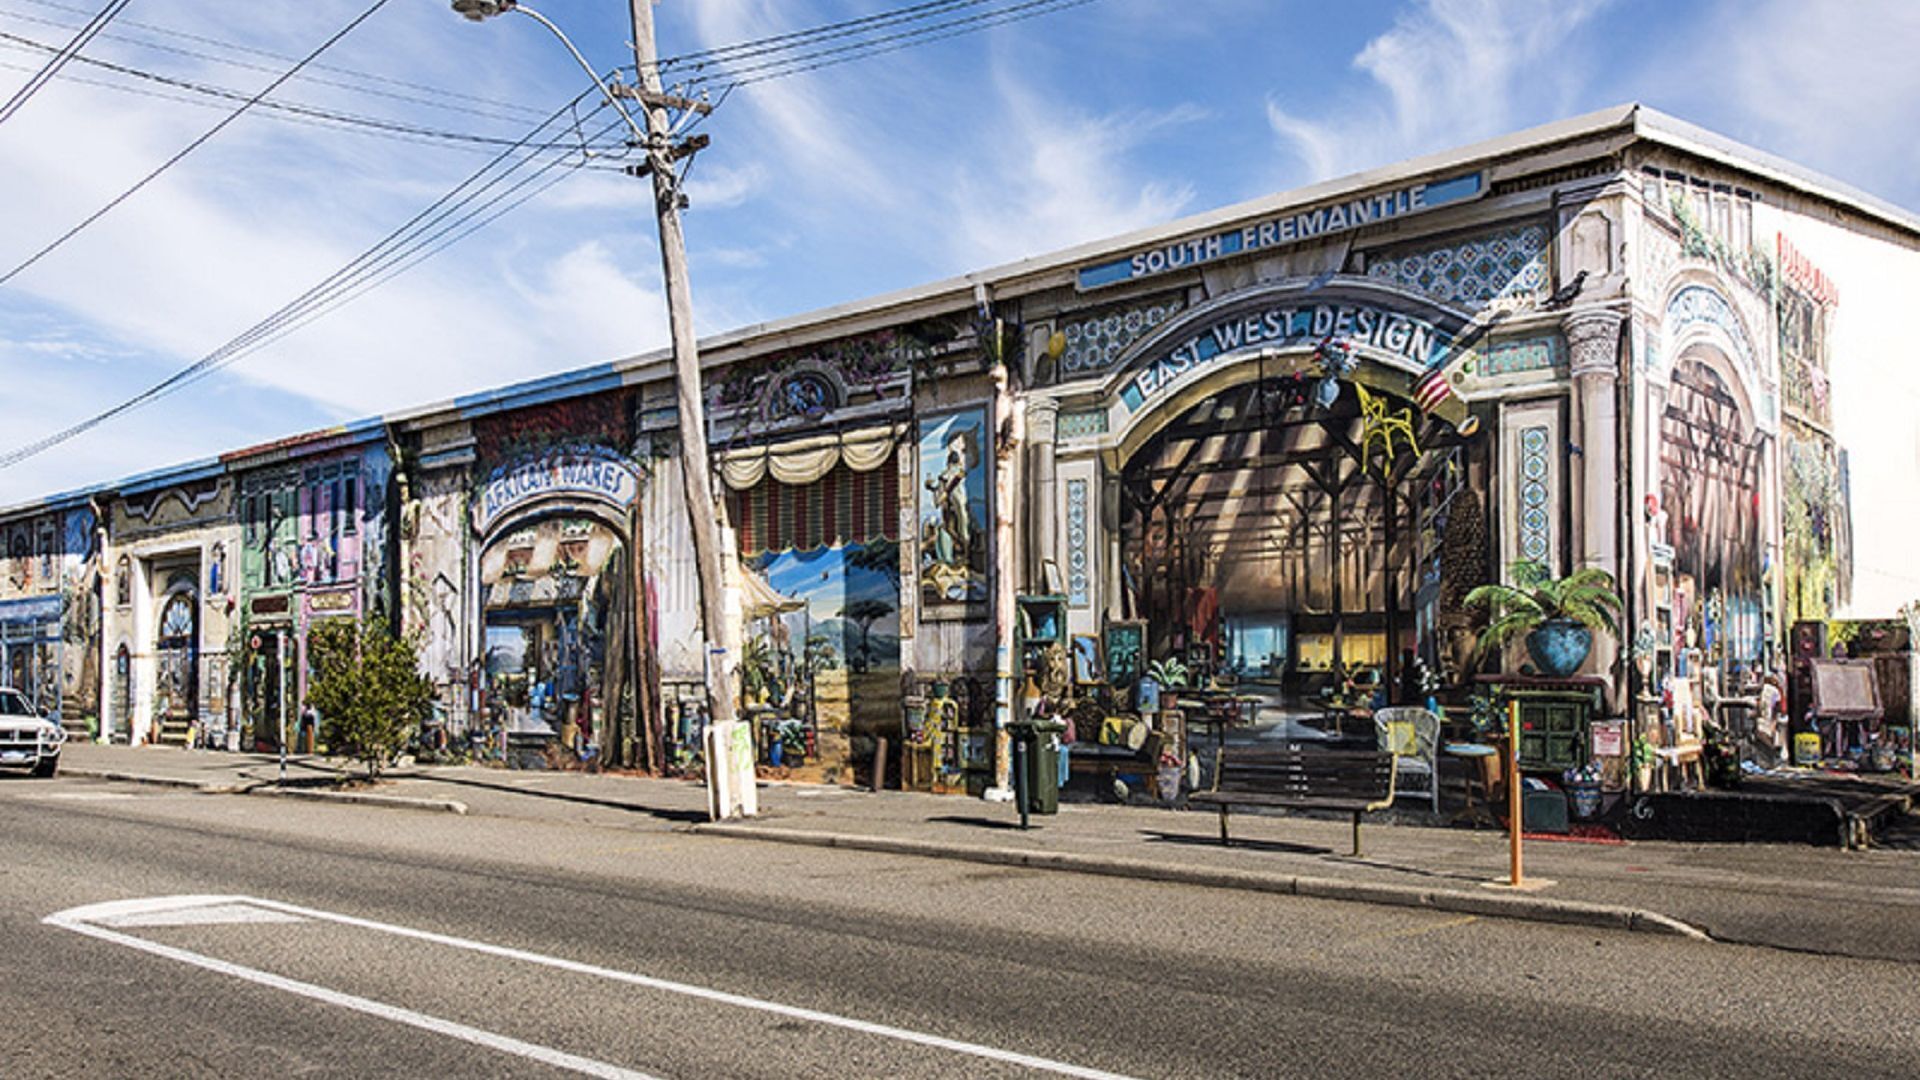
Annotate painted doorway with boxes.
[477,515,632,770]
[154,588,198,746]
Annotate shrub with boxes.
[307,615,434,780]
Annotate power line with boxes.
[688,0,1100,89]
[0,51,641,164]
[0,30,632,155]
[0,0,395,289]
[9,0,549,120]
[0,89,622,469]
[652,0,989,72]
[0,0,127,125]
[0,3,539,124]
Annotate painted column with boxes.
[988,362,1021,799]
[1564,306,1626,691]
[1024,397,1059,592]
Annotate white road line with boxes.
[45,915,656,1080]
[48,894,1139,1080]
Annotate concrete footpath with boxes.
[55,742,1920,962]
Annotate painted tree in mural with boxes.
[840,598,893,674]
[307,615,433,780]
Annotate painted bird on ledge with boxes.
[1546,268,1589,307]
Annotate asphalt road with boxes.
[3,772,1917,1079]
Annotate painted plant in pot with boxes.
[1465,561,1623,677]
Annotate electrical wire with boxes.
[0,0,397,289]
[687,0,1099,89]
[0,0,127,125]
[10,0,549,120]
[0,3,538,124]
[0,30,634,153]
[0,0,1105,464]
[652,0,990,72]
[0,89,623,469]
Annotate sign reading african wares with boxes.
[1077,171,1485,290]
[473,447,639,534]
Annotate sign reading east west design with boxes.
[1078,171,1484,291]
[1116,300,1455,415]
[474,448,638,534]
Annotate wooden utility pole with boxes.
[625,0,737,739]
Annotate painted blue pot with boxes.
[1526,619,1592,677]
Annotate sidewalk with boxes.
[57,742,1920,962]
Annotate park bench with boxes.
[1188,746,1398,856]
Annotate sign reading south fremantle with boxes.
[1077,171,1484,291]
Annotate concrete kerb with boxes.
[62,765,466,814]
[243,785,469,815]
[693,822,1711,942]
[61,766,239,793]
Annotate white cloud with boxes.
[1267,0,1611,181]
[943,70,1200,269]
[1631,0,1920,205]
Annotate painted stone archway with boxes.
[1079,276,1486,467]
[470,445,645,771]
[1047,275,1495,699]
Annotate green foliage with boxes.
[1145,657,1189,689]
[307,615,434,779]
[1462,560,1623,658]
[1629,736,1657,770]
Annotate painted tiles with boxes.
[1366,223,1549,308]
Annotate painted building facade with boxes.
[6,106,1917,785]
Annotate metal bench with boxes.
[1187,746,1397,856]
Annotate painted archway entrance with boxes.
[1656,353,1766,672]
[478,512,633,770]
[1118,362,1480,706]
[1083,277,1492,719]
[472,446,645,771]
[153,585,198,746]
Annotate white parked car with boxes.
[0,687,64,777]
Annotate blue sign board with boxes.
[1078,171,1484,291]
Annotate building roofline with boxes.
[10,104,1918,516]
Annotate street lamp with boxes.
[454,1,748,814]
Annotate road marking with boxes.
[45,898,654,1080]
[49,895,1137,1080]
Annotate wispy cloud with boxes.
[1267,0,1611,182]
[945,68,1200,268]
[1629,0,1920,204]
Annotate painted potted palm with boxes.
[1464,561,1624,677]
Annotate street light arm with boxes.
[509,3,650,146]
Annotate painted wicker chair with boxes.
[1373,706,1442,814]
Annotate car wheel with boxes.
[31,756,57,779]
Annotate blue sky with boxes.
[1,0,1917,506]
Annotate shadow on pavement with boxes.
[927,814,1028,831]
[1142,829,1330,857]
[408,772,711,825]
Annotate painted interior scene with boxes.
[478,515,634,770]
[729,456,903,785]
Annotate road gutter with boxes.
[693,822,1710,941]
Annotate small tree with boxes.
[307,615,433,780]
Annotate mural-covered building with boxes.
[6,105,1917,790]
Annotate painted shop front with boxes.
[472,445,643,770]
[0,505,98,735]
[100,474,237,747]
[233,435,396,753]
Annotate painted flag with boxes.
[1413,364,1455,414]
